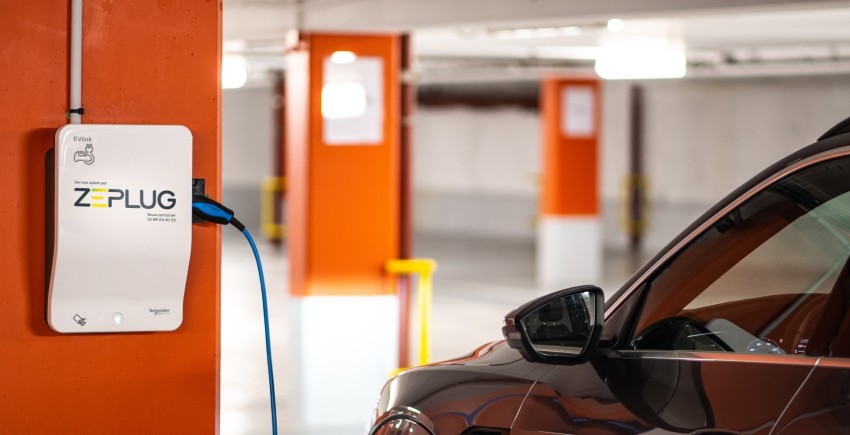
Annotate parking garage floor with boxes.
[220,233,648,435]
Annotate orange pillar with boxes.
[538,77,602,289]
[286,33,400,297]
[285,32,401,429]
[0,1,220,432]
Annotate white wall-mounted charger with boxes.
[49,124,193,333]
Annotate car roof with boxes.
[819,115,850,141]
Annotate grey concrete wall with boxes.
[222,86,277,234]
[413,75,850,252]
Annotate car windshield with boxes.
[632,154,850,357]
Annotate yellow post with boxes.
[417,269,432,365]
[385,258,437,372]
[261,176,286,241]
[620,174,649,236]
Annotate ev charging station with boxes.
[49,124,193,333]
[49,123,279,428]
[49,2,198,335]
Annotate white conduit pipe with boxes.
[69,0,83,124]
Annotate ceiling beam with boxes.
[223,4,295,40]
[225,0,850,39]
[298,0,850,31]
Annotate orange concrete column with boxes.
[286,32,400,297]
[0,1,220,432]
[284,32,402,430]
[538,77,602,289]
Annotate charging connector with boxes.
[191,179,206,223]
[191,195,244,230]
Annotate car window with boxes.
[631,156,850,357]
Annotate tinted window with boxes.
[632,156,850,357]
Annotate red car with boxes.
[368,116,850,434]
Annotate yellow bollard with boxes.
[385,259,438,375]
[620,174,649,236]
[261,176,286,241]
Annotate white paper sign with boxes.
[322,56,384,145]
[561,86,595,137]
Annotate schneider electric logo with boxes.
[74,188,176,210]
[149,308,171,316]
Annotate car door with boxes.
[772,356,850,434]
[513,150,850,434]
[771,274,850,433]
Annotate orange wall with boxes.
[0,1,221,432]
[286,33,400,296]
[540,78,601,216]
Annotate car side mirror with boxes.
[502,285,604,364]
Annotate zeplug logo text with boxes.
[74,188,176,210]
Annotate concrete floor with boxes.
[220,233,648,435]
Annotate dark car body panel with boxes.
[773,358,850,434]
[373,341,553,433]
[513,352,816,434]
[375,347,830,434]
[371,126,850,434]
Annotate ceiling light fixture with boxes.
[607,18,624,33]
[595,45,687,80]
[222,54,248,89]
[491,26,582,40]
[330,50,357,64]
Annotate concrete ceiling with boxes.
[223,0,850,83]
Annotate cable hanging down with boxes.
[191,195,279,435]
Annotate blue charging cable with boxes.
[192,195,278,435]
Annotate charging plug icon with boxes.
[73,144,95,165]
[73,314,86,326]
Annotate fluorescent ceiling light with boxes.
[492,26,582,39]
[595,46,686,80]
[222,54,248,89]
[330,51,357,64]
[321,82,368,119]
